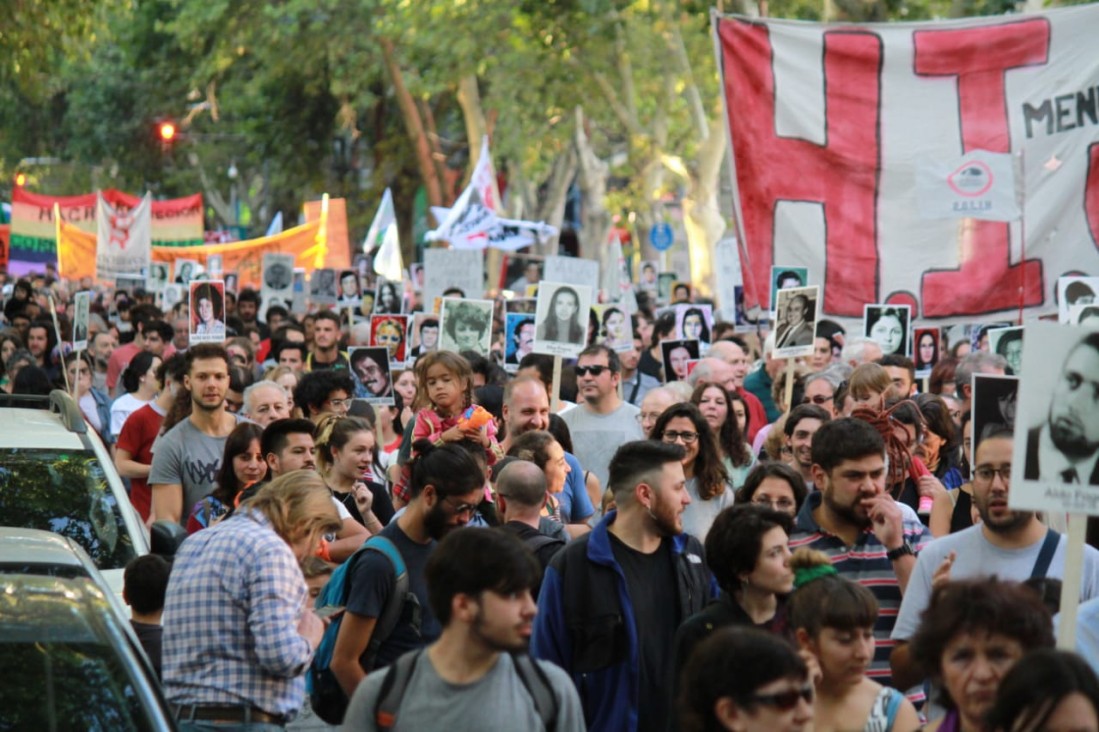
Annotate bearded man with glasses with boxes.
[889,426,1099,690]
[562,344,644,490]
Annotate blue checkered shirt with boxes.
[162,509,313,718]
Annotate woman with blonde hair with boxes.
[314,414,393,531]
[241,470,343,560]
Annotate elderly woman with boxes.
[910,578,1055,732]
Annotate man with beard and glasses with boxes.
[532,440,715,732]
[788,418,931,695]
[889,427,1099,690]
[341,529,585,731]
[1025,332,1099,485]
[330,441,486,697]
[150,344,245,526]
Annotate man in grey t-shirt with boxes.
[341,528,583,732]
[562,344,643,488]
[890,428,1099,689]
[150,344,242,526]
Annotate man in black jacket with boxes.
[532,440,715,732]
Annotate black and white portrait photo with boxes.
[1011,323,1099,514]
[972,373,1019,462]
[661,339,701,383]
[146,262,169,293]
[72,291,90,351]
[439,298,494,357]
[310,268,337,305]
[864,304,911,357]
[772,286,819,359]
[533,281,592,358]
[1059,276,1099,324]
[409,313,440,359]
[374,279,403,315]
[989,327,1024,376]
[174,259,198,285]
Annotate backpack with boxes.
[309,535,421,725]
[373,649,558,731]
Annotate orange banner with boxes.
[59,218,327,287]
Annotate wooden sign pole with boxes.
[782,357,796,413]
[550,355,563,413]
[1057,514,1087,650]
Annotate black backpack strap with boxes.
[1031,528,1061,579]
[373,649,423,732]
[511,653,558,731]
[362,537,412,670]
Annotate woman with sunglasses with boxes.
[679,626,814,732]
[789,548,920,732]
[652,402,733,540]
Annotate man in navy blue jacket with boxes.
[531,440,716,732]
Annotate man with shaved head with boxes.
[496,460,566,593]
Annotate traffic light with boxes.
[158,121,177,142]
[14,173,26,187]
[155,118,181,153]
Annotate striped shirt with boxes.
[789,492,932,693]
[163,509,313,718]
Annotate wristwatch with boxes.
[886,542,915,561]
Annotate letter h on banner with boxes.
[720,21,882,318]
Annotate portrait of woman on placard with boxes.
[375,280,403,315]
[441,301,492,355]
[601,306,631,351]
[537,285,585,345]
[679,306,712,350]
[371,316,407,363]
[865,306,909,356]
[914,328,940,373]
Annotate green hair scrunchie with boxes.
[793,563,837,589]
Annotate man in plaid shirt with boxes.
[162,471,342,730]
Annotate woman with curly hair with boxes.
[652,402,733,540]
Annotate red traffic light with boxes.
[158,121,177,142]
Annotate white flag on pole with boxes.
[265,211,284,237]
[367,189,403,281]
[363,188,396,254]
[96,192,152,281]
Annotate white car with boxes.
[0,390,149,603]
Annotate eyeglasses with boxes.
[444,497,481,517]
[635,412,663,424]
[326,397,353,409]
[575,365,610,377]
[746,686,814,710]
[802,394,834,406]
[752,497,797,511]
[973,465,1011,484]
[662,430,699,444]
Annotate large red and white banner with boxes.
[716,5,1099,323]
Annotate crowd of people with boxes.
[6,265,1099,732]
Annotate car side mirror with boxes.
[150,520,187,558]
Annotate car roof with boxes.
[0,527,94,569]
[0,407,86,450]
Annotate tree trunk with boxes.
[457,74,489,186]
[535,147,579,255]
[680,117,728,298]
[574,107,612,265]
[379,37,444,216]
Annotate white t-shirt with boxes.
[110,393,151,438]
[892,523,1099,642]
[560,401,643,488]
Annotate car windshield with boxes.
[0,449,137,571]
[0,581,161,730]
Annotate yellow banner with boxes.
[59,218,327,287]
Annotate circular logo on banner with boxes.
[948,161,994,197]
[649,223,674,251]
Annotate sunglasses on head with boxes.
[747,685,814,710]
[575,365,609,377]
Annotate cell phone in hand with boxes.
[314,605,345,620]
